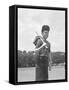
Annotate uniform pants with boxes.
[36,56,48,81]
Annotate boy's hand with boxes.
[49,62,51,71]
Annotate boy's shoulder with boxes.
[45,40,51,49]
[46,40,50,45]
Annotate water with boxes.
[18,67,36,82]
[48,65,65,80]
[18,65,65,82]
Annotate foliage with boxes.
[18,50,65,68]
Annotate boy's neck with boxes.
[42,37,47,42]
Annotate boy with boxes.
[33,25,52,81]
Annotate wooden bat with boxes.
[34,32,48,51]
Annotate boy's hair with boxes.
[41,25,50,33]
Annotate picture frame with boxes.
[9,5,68,85]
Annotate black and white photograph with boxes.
[17,6,67,83]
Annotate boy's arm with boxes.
[48,43,52,71]
[48,52,52,71]
[33,36,41,46]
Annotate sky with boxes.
[18,8,65,52]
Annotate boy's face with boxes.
[42,30,49,40]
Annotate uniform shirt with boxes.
[34,37,50,57]
[39,40,50,57]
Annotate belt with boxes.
[39,55,48,57]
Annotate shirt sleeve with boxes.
[35,38,43,48]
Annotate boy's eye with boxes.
[45,32,47,34]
